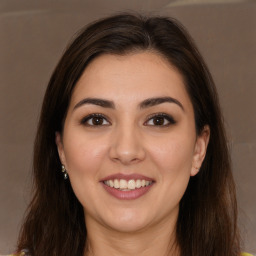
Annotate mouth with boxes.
[101,174,155,200]
[103,179,153,191]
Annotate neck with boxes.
[84,214,180,256]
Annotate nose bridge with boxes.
[109,118,145,164]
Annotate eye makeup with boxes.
[79,112,176,128]
[144,113,176,127]
[80,113,111,126]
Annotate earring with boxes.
[61,165,68,180]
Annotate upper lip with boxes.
[101,173,154,182]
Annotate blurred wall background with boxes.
[0,0,255,254]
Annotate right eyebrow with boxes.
[139,96,184,111]
[73,98,115,111]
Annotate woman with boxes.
[12,13,251,256]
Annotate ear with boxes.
[191,125,210,176]
[55,131,67,166]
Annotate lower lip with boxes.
[101,182,154,200]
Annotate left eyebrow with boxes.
[73,98,115,111]
[139,97,184,111]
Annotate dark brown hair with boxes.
[17,13,240,256]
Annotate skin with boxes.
[56,51,210,256]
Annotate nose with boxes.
[109,124,146,165]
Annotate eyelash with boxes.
[80,113,111,126]
[80,113,176,127]
[144,113,176,127]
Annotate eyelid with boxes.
[80,113,111,126]
[144,113,176,126]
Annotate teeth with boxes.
[109,180,114,187]
[128,180,136,190]
[103,179,153,190]
[114,179,119,189]
[136,180,142,188]
[120,179,127,189]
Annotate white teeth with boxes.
[136,180,142,188]
[128,180,136,190]
[120,179,127,189]
[109,180,114,187]
[114,179,119,189]
[104,179,153,190]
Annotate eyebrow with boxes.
[73,98,115,110]
[73,96,184,111]
[139,97,184,111]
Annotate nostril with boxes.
[108,130,146,164]
[111,156,141,165]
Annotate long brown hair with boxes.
[17,13,240,256]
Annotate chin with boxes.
[101,208,152,233]
[108,220,150,233]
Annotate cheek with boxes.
[63,134,109,208]
[143,135,194,219]
[148,135,195,175]
[63,134,108,178]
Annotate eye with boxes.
[145,113,176,127]
[81,114,111,126]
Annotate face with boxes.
[56,51,209,233]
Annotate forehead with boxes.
[70,51,192,110]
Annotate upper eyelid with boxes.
[144,113,176,125]
[81,113,111,124]
[146,112,175,120]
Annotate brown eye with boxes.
[152,116,165,125]
[91,116,104,125]
[145,113,176,127]
[81,114,110,126]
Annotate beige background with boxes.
[0,0,255,254]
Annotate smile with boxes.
[101,174,155,200]
[103,179,153,191]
